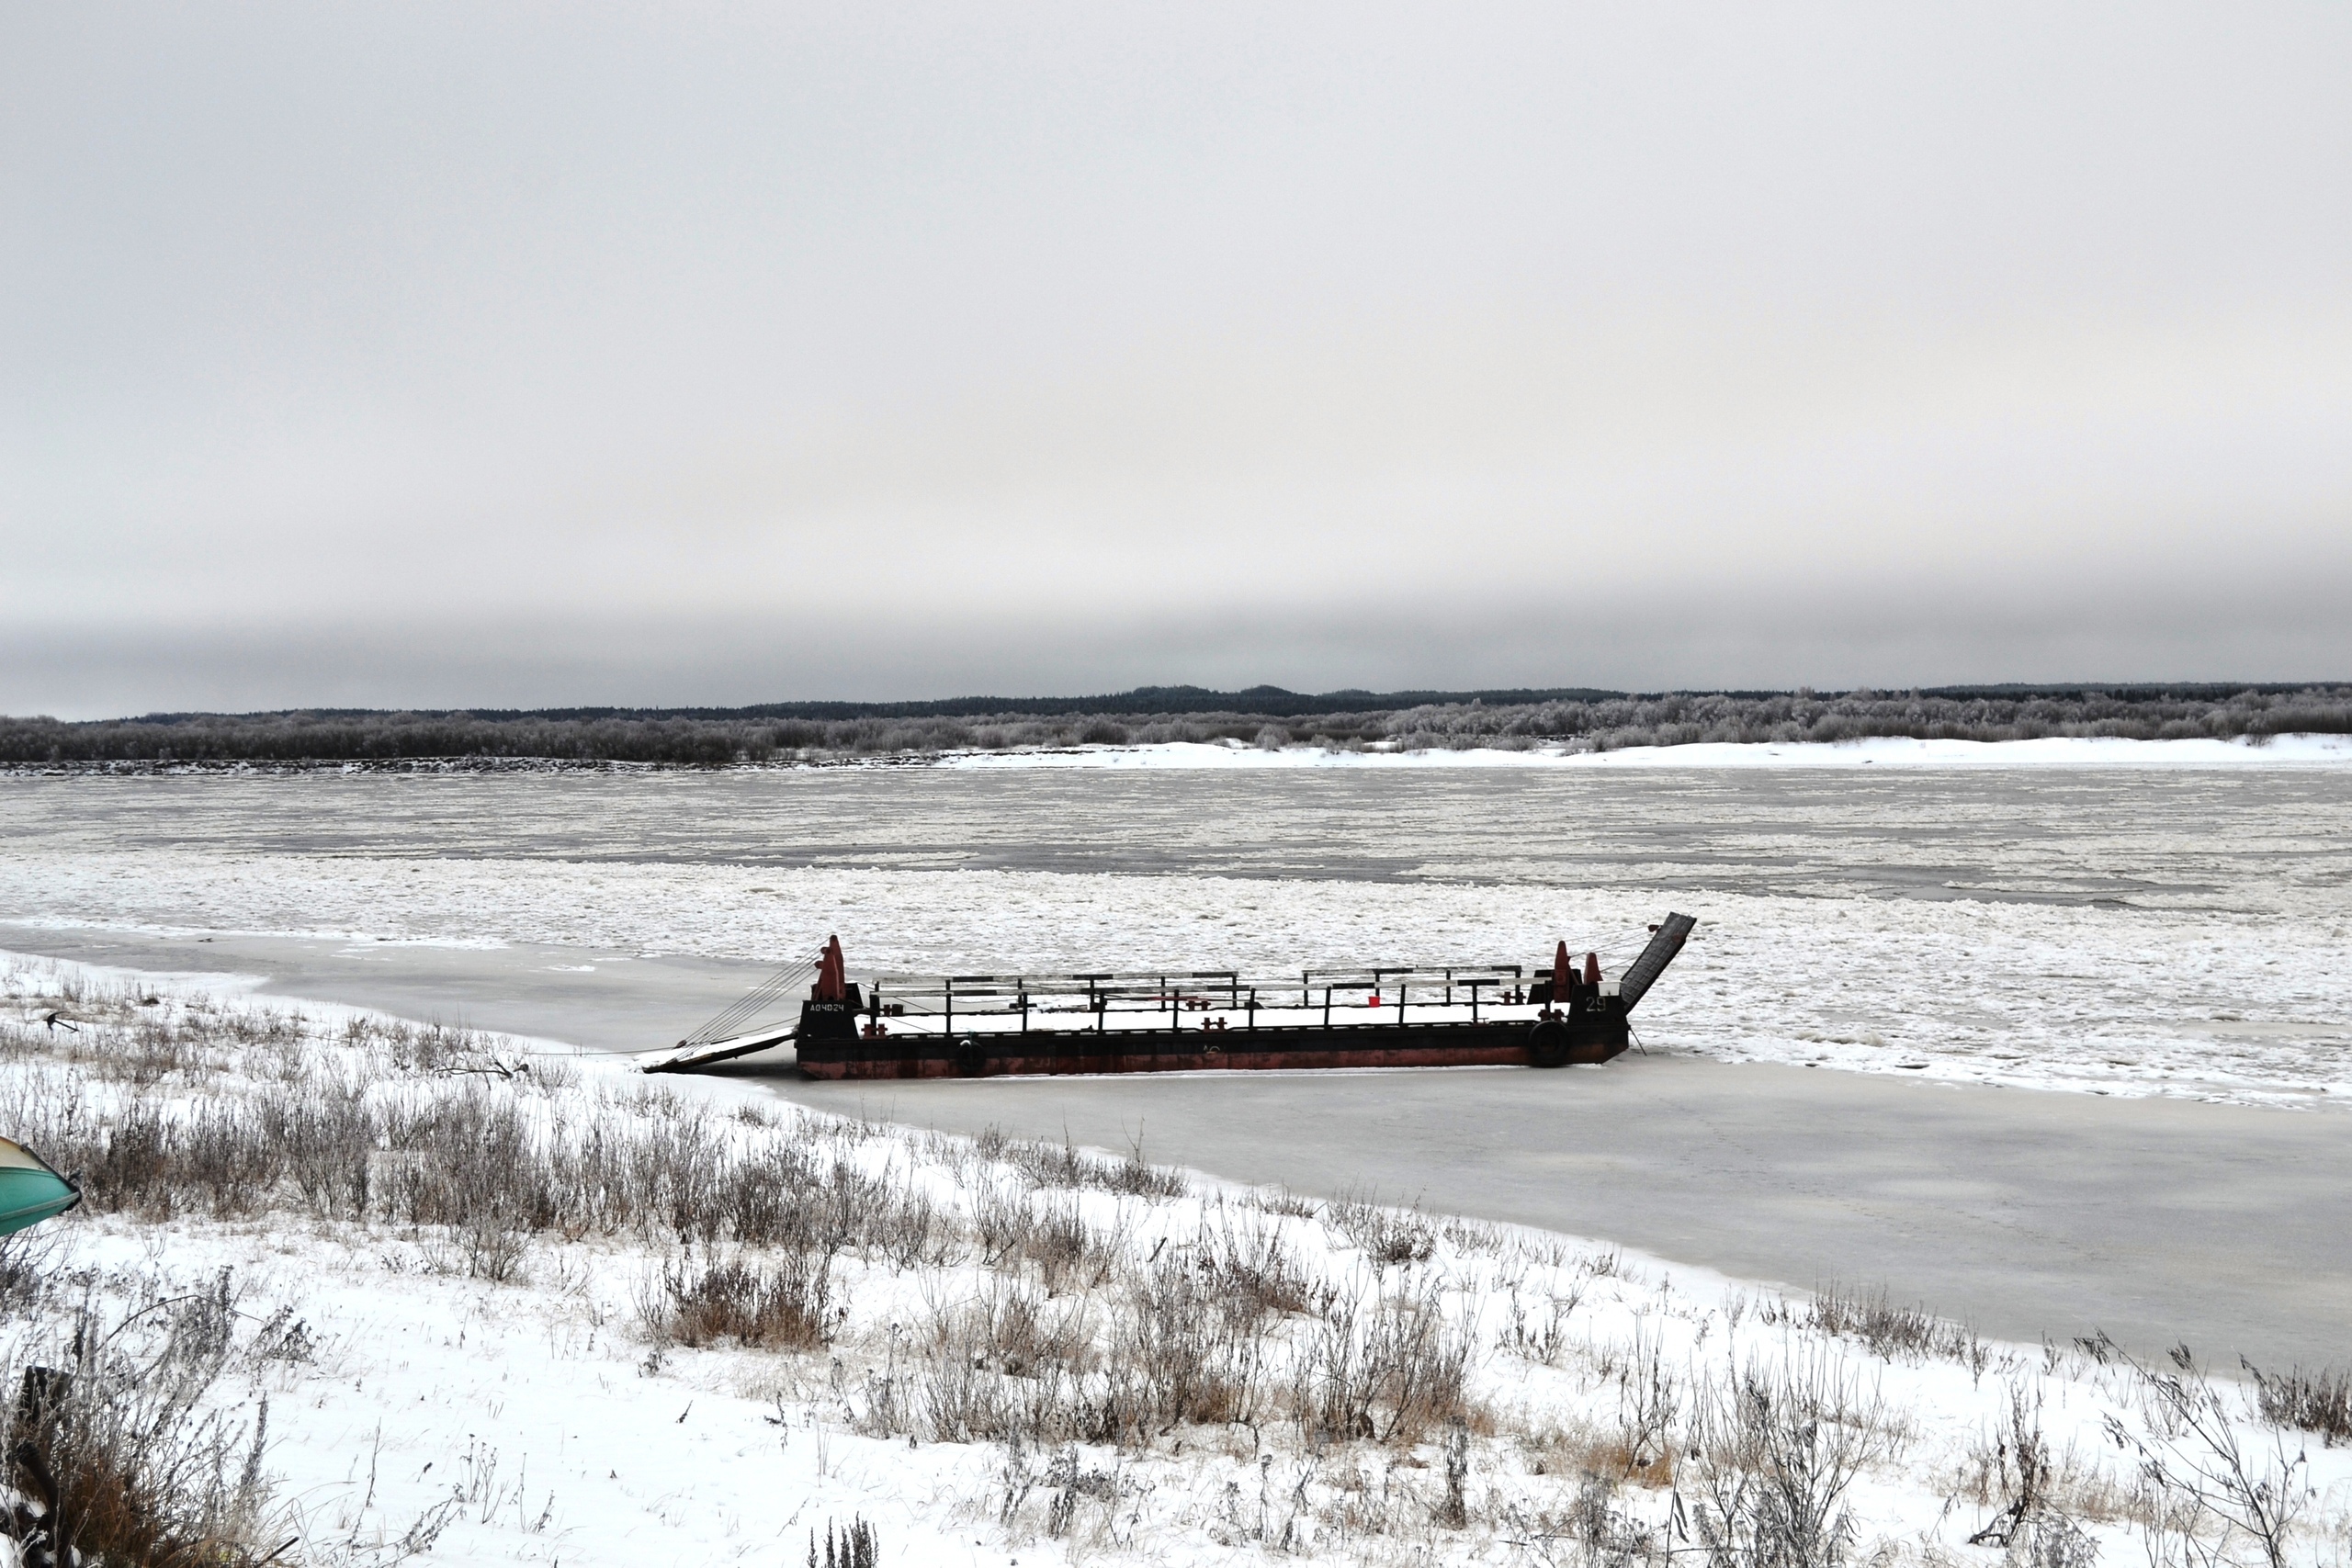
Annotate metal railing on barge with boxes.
[853,964,1536,1036]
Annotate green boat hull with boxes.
[0,1139,79,1236]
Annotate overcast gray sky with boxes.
[5,3,2348,716]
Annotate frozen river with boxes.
[5,762,2347,1102]
[4,761,2348,1362]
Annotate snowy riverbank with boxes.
[943,734,2352,771]
[7,952,2347,1567]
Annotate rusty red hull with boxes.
[794,1020,1628,1080]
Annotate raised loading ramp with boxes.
[1615,912,1697,1010]
[639,1026,797,1074]
[639,953,817,1074]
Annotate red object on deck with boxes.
[1584,951,1601,987]
[1552,942,1572,998]
[814,935,848,1002]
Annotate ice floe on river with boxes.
[4,856,2346,1110]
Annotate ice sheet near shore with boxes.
[6,857,2346,1110]
[9,952,2347,1568]
[941,733,2352,771]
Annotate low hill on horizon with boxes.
[23,679,2351,726]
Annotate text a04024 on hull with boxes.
[640,916,1697,1081]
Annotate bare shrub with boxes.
[87,1096,178,1215]
[49,1022,951,1271]
[1680,1348,1899,1568]
[1099,1146,1188,1201]
[2103,1341,2309,1568]
[918,1281,1094,1445]
[2246,1360,2352,1447]
[806,1514,878,1568]
[1807,1280,1983,1371]
[4,1272,290,1567]
[0,1229,64,1315]
[1614,1319,1680,1478]
[1102,1244,1271,1436]
[1023,1197,1125,1293]
[691,1250,832,1354]
[1518,1415,1672,1494]
[972,1180,1039,1267]
[379,1020,502,1076]
[988,1129,1185,1202]
[1486,1468,1670,1564]
[1043,1445,1124,1540]
[861,1182,956,1270]
[643,1250,835,1350]
[1325,1187,1436,1268]
[1252,1188,1321,1220]
[1197,1210,1324,1323]
[1962,1382,2098,1566]
[1536,1471,1667,1566]
[530,1054,582,1093]
[1432,1421,1472,1527]
[458,1205,531,1282]
[1440,1214,1506,1257]
[1500,1286,1582,1368]
[1294,1277,1476,1448]
[265,1078,376,1219]
[996,1133,1087,1189]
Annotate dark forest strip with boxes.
[5,684,2348,769]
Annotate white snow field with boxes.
[6,953,2347,1568]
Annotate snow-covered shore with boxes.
[944,734,2352,770]
[6,952,2348,1567]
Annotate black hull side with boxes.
[796,1015,1628,1080]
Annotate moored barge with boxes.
[644,914,1695,1079]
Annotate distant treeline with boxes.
[5,683,2348,770]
